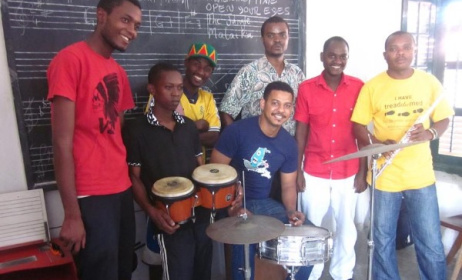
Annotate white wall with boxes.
[305,0,402,82]
[0,15,27,193]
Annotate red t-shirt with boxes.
[294,72,363,179]
[47,41,134,195]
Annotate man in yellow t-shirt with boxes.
[145,43,220,161]
[351,31,454,280]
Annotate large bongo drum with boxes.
[258,224,333,267]
[192,163,238,222]
[152,177,199,224]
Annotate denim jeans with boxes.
[372,184,446,280]
[231,198,313,280]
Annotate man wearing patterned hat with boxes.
[145,42,220,162]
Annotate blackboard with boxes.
[1,0,306,189]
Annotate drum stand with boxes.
[367,153,379,280]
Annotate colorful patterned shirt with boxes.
[219,56,305,135]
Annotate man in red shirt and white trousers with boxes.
[295,36,367,280]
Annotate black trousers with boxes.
[76,188,136,280]
[157,207,213,280]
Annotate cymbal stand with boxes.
[367,153,379,280]
[240,171,251,280]
[284,265,300,280]
[243,243,251,280]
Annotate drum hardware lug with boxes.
[210,211,216,224]
[284,265,299,280]
[165,204,171,221]
[191,194,199,223]
[211,190,216,224]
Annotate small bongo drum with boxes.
[152,177,199,224]
[192,163,238,223]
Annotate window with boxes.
[404,0,462,174]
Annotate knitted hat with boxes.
[186,42,217,67]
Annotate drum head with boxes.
[152,177,194,198]
[192,163,238,186]
[282,225,330,237]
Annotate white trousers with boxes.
[298,173,358,280]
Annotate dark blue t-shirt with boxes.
[215,116,297,199]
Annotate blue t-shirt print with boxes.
[243,147,272,179]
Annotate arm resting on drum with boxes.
[281,171,304,225]
[129,166,179,234]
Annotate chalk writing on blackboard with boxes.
[2,0,304,188]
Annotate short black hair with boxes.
[148,62,180,84]
[261,16,289,37]
[263,81,294,100]
[323,36,349,52]
[384,31,415,50]
[97,0,141,14]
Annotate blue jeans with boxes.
[373,184,446,280]
[231,198,313,280]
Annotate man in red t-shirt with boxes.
[294,36,367,280]
[47,1,141,279]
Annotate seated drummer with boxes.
[127,62,213,280]
[210,81,313,280]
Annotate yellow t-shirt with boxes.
[351,70,454,192]
[179,88,221,133]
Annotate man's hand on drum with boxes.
[148,207,180,235]
[287,210,305,226]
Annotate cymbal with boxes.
[206,215,285,245]
[324,140,427,164]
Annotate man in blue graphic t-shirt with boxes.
[211,81,313,280]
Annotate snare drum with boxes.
[258,225,333,267]
[192,163,237,210]
[152,177,198,224]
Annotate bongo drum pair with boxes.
[151,164,238,224]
